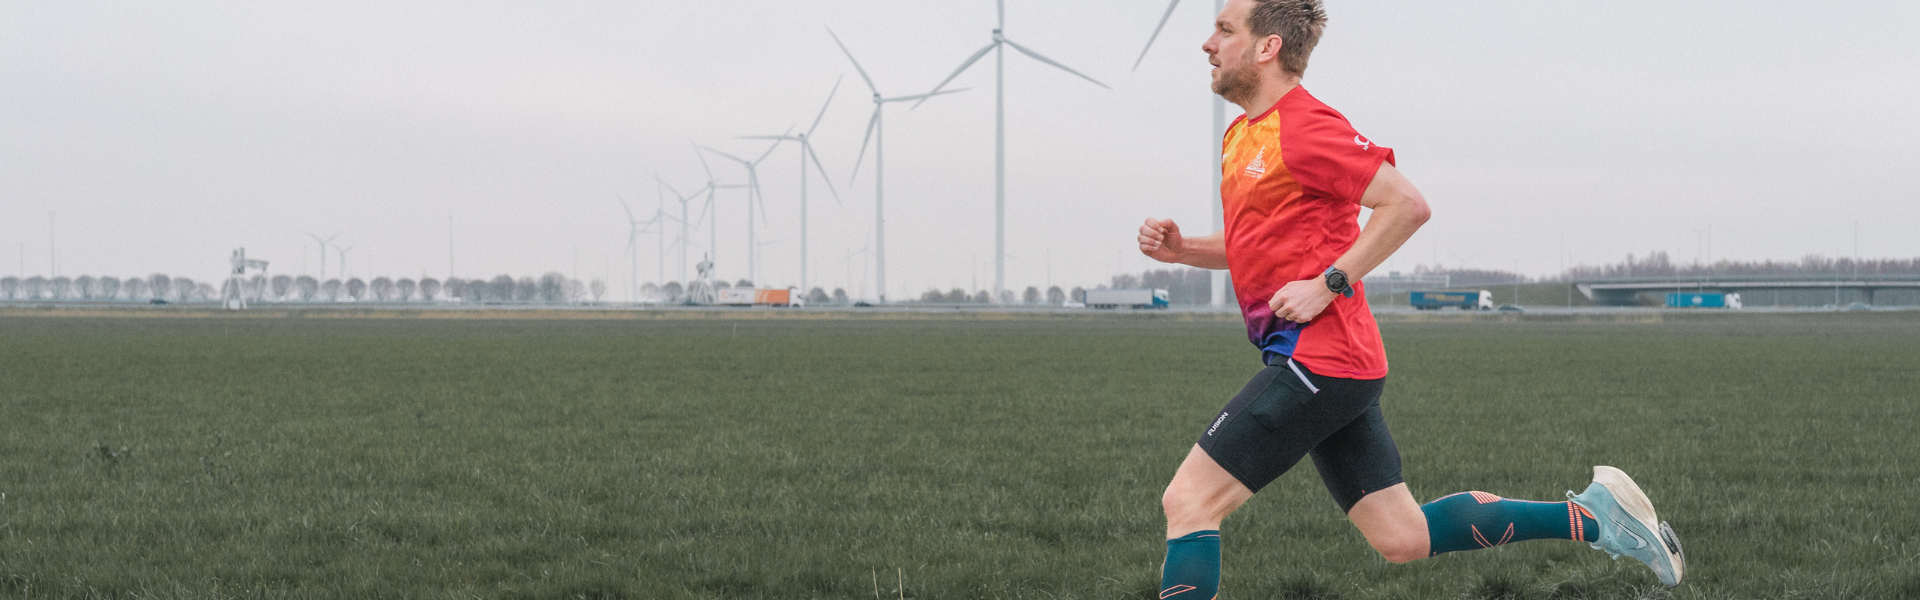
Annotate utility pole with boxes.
[1514,259,1521,306]
[447,216,455,279]
[47,212,56,277]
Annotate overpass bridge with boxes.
[1575,275,1920,306]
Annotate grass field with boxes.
[1,313,1917,599]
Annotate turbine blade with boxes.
[805,143,840,204]
[1133,0,1183,71]
[850,108,879,183]
[755,186,769,226]
[654,175,687,201]
[826,28,881,96]
[701,145,751,166]
[619,194,636,222]
[885,87,969,103]
[753,127,792,164]
[911,41,996,110]
[807,76,842,137]
[692,142,715,180]
[997,0,1005,29]
[1004,38,1110,89]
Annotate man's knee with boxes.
[1161,484,1196,520]
[1370,532,1429,564]
[1162,482,1222,524]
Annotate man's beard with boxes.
[1210,49,1259,105]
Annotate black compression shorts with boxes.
[1196,358,1404,512]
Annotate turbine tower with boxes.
[916,0,1109,303]
[304,231,341,280]
[1136,0,1229,308]
[738,79,842,294]
[829,28,967,304]
[699,134,786,286]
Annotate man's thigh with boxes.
[1197,362,1380,495]
[1306,389,1405,513]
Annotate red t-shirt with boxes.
[1220,86,1393,379]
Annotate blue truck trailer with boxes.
[1409,290,1493,311]
[1666,292,1741,309]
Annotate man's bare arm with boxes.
[1333,162,1430,281]
[1138,218,1229,270]
[1267,162,1431,322]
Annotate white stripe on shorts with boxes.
[1286,358,1320,394]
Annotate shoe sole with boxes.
[1593,466,1685,584]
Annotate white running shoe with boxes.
[1568,466,1685,586]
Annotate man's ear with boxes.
[1257,34,1285,64]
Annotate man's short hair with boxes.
[1246,0,1327,78]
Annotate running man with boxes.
[1136,1,1685,596]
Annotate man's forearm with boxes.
[1178,232,1231,270]
[1332,202,1426,282]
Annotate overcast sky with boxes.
[3,0,1917,300]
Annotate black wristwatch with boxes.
[1323,266,1354,298]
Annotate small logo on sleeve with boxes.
[1243,148,1268,179]
[1354,135,1372,151]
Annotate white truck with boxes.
[1084,288,1171,309]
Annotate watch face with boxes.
[1327,270,1348,290]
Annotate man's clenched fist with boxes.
[1139,218,1185,264]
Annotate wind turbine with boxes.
[332,243,355,280]
[691,144,748,286]
[1136,0,1229,308]
[916,1,1110,303]
[738,79,842,294]
[304,231,341,280]
[655,174,700,287]
[829,27,967,304]
[699,134,787,286]
[620,193,671,303]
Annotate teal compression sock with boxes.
[1160,530,1219,599]
[1423,491,1599,556]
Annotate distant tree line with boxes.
[0,274,215,302]
[633,279,875,306]
[0,272,607,305]
[1088,255,1920,301]
[1107,268,1216,305]
[907,285,1079,305]
[1560,252,1920,280]
[1390,252,1920,286]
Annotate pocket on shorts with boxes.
[1203,366,1281,441]
[1245,367,1316,433]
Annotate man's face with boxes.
[1204,0,1262,105]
